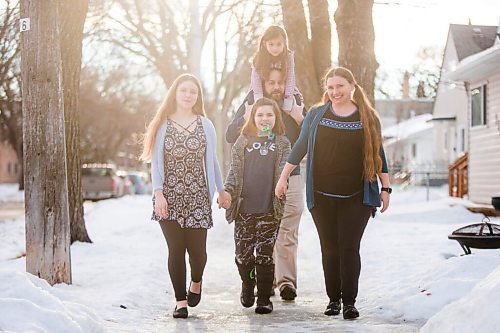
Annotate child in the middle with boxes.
[223,97,290,314]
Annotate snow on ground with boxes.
[0,184,23,203]
[0,185,499,332]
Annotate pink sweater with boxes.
[251,51,296,111]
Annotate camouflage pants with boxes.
[234,212,280,266]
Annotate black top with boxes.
[313,107,364,197]
[240,136,277,214]
[225,91,303,177]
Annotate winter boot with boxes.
[236,261,256,308]
[255,264,274,314]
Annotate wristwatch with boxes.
[381,187,392,194]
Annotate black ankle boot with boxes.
[255,297,273,314]
[255,264,274,314]
[343,304,359,320]
[241,280,256,307]
[236,261,256,308]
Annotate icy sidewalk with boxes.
[1,186,499,332]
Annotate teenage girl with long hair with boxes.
[140,73,230,319]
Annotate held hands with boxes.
[218,191,232,209]
[379,191,390,213]
[154,190,168,219]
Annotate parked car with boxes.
[82,163,123,201]
[124,171,151,195]
[119,174,135,195]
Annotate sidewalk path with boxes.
[0,202,24,222]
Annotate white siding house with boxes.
[383,113,434,171]
[446,34,500,204]
[432,25,497,171]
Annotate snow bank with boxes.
[421,265,500,333]
[0,270,106,333]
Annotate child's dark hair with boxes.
[253,26,290,84]
[241,97,286,136]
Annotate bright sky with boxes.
[368,0,499,71]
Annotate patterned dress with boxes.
[152,116,212,228]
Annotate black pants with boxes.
[159,220,207,301]
[234,212,279,266]
[309,192,372,305]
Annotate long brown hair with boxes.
[241,97,285,137]
[252,26,290,83]
[140,74,205,162]
[322,67,382,181]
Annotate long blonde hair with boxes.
[140,74,205,162]
[322,67,382,182]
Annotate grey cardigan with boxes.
[224,134,290,223]
[151,116,224,204]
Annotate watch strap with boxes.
[381,187,392,194]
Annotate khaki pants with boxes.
[274,174,304,291]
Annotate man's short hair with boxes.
[262,67,283,82]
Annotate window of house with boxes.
[7,162,11,174]
[471,85,487,127]
[14,163,18,174]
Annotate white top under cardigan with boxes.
[151,116,224,204]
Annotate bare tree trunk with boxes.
[308,0,331,80]
[280,0,320,107]
[335,0,378,105]
[21,0,71,285]
[60,0,91,244]
[281,0,331,107]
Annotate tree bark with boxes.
[280,0,322,107]
[335,0,378,106]
[280,0,331,107]
[21,0,71,285]
[59,0,91,244]
[308,0,331,80]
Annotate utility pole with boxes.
[20,0,72,285]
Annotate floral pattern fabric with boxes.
[152,116,212,228]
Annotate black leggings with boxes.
[309,192,372,305]
[159,220,207,301]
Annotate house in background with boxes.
[376,72,434,128]
[432,24,498,172]
[445,26,500,204]
[0,140,21,183]
[382,114,442,185]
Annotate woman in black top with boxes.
[275,67,391,320]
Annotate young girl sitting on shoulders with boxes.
[251,25,302,112]
[222,97,290,314]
